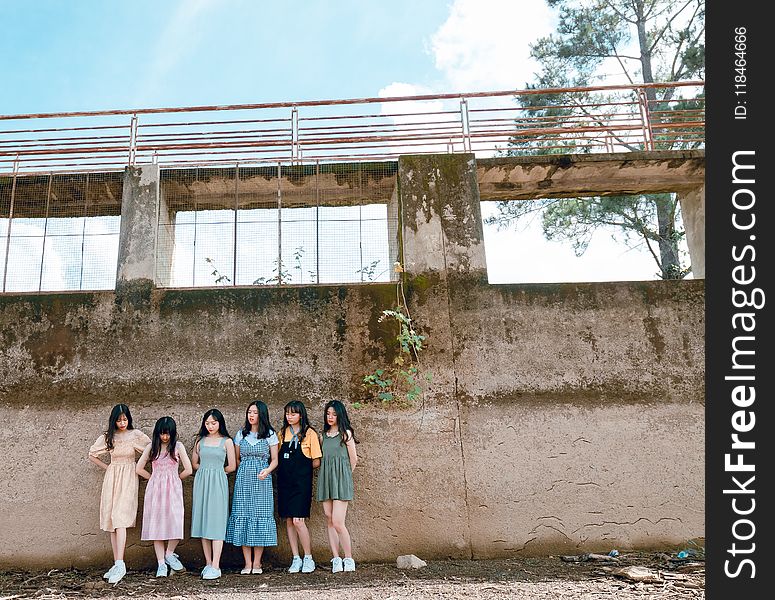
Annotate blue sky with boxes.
[1,1,688,284]
[1,0,544,114]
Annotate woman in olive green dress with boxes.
[316,400,359,573]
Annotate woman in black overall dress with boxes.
[276,400,321,573]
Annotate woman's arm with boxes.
[135,444,152,480]
[259,443,279,480]
[234,441,241,468]
[346,431,358,472]
[88,455,109,471]
[177,442,194,480]
[191,440,201,471]
[224,439,237,474]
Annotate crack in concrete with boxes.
[572,516,682,534]
[435,165,473,560]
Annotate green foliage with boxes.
[204,257,231,286]
[496,0,704,279]
[362,263,430,406]
[355,259,381,282]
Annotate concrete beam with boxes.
[159,163,398,211]
[477,150,705,200]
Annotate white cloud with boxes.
[429,0,556,92]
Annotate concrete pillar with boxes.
[678,185,705,279]
[116,165,161,292]
[398,153,487,279]
[386,184,400,280]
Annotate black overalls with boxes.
[276,427,314,518]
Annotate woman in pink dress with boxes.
[136,417,193,577]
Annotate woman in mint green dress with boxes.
[191,409,236,580]
[316,400,359,573]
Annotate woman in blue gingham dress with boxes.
[226,401,279,574]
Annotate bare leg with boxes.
[322,500,340,557]
[165,539,180,556]
[109,532,118,562]
[241,546,252,570]
[286,518,300,557]
[114,528,127,561]
[254,546,264,568]
[201,538,213,567]
[332,501,352,558]
[211,540,224,570]
[153,540,166,563]
[293,517,312,556]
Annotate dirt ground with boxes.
[0,552,704,600]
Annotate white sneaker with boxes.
[103,563,117,579]
[108,561,126,584]
[288,556,303,573]
[301,555,316,573]
[202,566,221,580]
[343,557,356,572]
[164,553,185,572]
[331,556,343,573]
[156,563,168,578]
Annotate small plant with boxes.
[356,259,381,282]
[205,257,231,286]
[253,257,291,285]
[253,245,306,285]
[362,262,431,407]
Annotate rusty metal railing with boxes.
[0,81,704,174]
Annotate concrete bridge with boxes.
[0,150,704,568]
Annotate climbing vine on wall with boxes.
[360,262,431,407]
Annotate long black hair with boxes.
[151,416,178,462]
[242,400,273,440]
[323,400,359,446]
[281,400,314,444]
[196,408,230,441]
[105,404,133,450]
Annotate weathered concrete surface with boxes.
[0,278,703,568]
[159,162,398,211]
[477,151,705,200]
[449,280,704,557]
[0,285,468,568]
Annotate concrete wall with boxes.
[0,153,705,568]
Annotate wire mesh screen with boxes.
[157,161,399,288]
[1,172,122,292]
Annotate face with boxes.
[247,406,259,425]
[326,407,338,427]
[159,431,171,444]
[204,415,220,435]
[285,410,300,426]
[115,414,129,431]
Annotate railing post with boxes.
[128,114,139,166]
[459,97,471,152]
[637,89,654,151]
[1,156,20,292]
[291,107,299,163]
